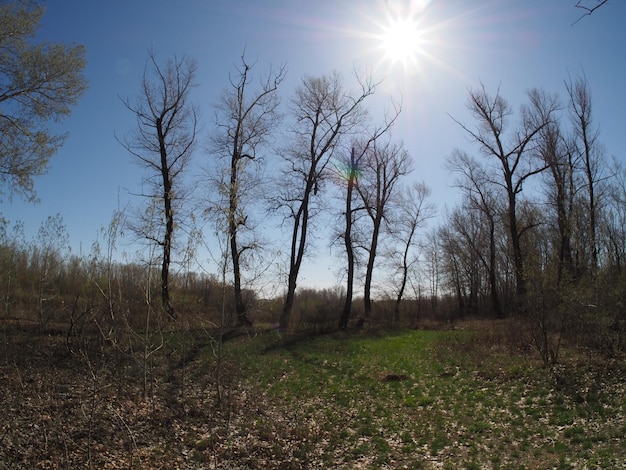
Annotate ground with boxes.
[1,324,625,469]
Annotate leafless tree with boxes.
[335,112,400,329]
[438,223,466,315]
[451,84,558,303]
[536,105,578,283]
[389,181,433,322]
[34,214,69,334]
[565,74,604,275]
[209,54,285,327]
[602,159,626,277]
[120,52,198,319]
[447,150,503,317]
[451,208,488,316]
[336,146,362,329]
[357,139,413,317]
[275,71,376,330]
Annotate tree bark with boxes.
[157,117,175,319]
[339,150,356,329]
[363,217,381,317]
[279,191,310,330]
[229,132,251,327]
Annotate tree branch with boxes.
[573,0,609,25]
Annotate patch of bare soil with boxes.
[1,329,218,469]
[0,328,329,469]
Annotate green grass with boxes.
[216,328,626,468]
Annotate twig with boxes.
[572,0,609,25]
[111,407,138,466]
[0,425,9,447]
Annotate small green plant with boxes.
[223,329,626,467]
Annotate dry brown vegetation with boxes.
[1,318,625,469]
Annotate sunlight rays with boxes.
[354,0,470,86]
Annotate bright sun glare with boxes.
[357,1,460,83]
[379,17,424,65]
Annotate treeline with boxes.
[0,214,254,330]
[2,38,625,362]
[0,214,448,335]
[433,78,626,361]
[111,50,624,353]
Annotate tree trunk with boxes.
[363,216,381,317]
[506,182,526,302]
[487,217,502,318]
[230,235,250,326]
[339,165,355,329]
[158,117,175,319]
[394,254,409,325]
[280,272,297,330]
[280,191,310,330]
[229,145,251,327]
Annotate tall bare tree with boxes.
[452,85,558,302]
[276,72,376,330]
[210,54,285,327]
[357,139,412,317]
[389,181,432,322]
[336,114,399,329]
[0,0,87,202]
[337,146,361,329]
[537,107,577,283]
[565,74,603,275]
[447,150,504,317]
[120,52,197,319]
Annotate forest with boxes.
[1,0,625,468]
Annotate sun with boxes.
[353,1,463,83]
[379,16,425,66]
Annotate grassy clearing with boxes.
[219,328,626,469]
[1,324,624,468]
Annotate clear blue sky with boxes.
[2,0,625,289]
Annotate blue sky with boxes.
[2,0,625,289]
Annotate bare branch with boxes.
[573,0,609,25]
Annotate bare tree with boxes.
[34,213,69,334]
[276,71,376,330]
[451,84,558,302]
[602,159,626,276]
[120,52,197,319]
[537,106,578,283]
[357,139,412,317]
[389,181,433,322]
[336,146,361,329]
[565,74,604,275]
[448,209,486,317]
[335,112,399,329]
[447,150,503,317]
[438,223,465,314]
[424,230,442,314]
[210,54,285,327]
